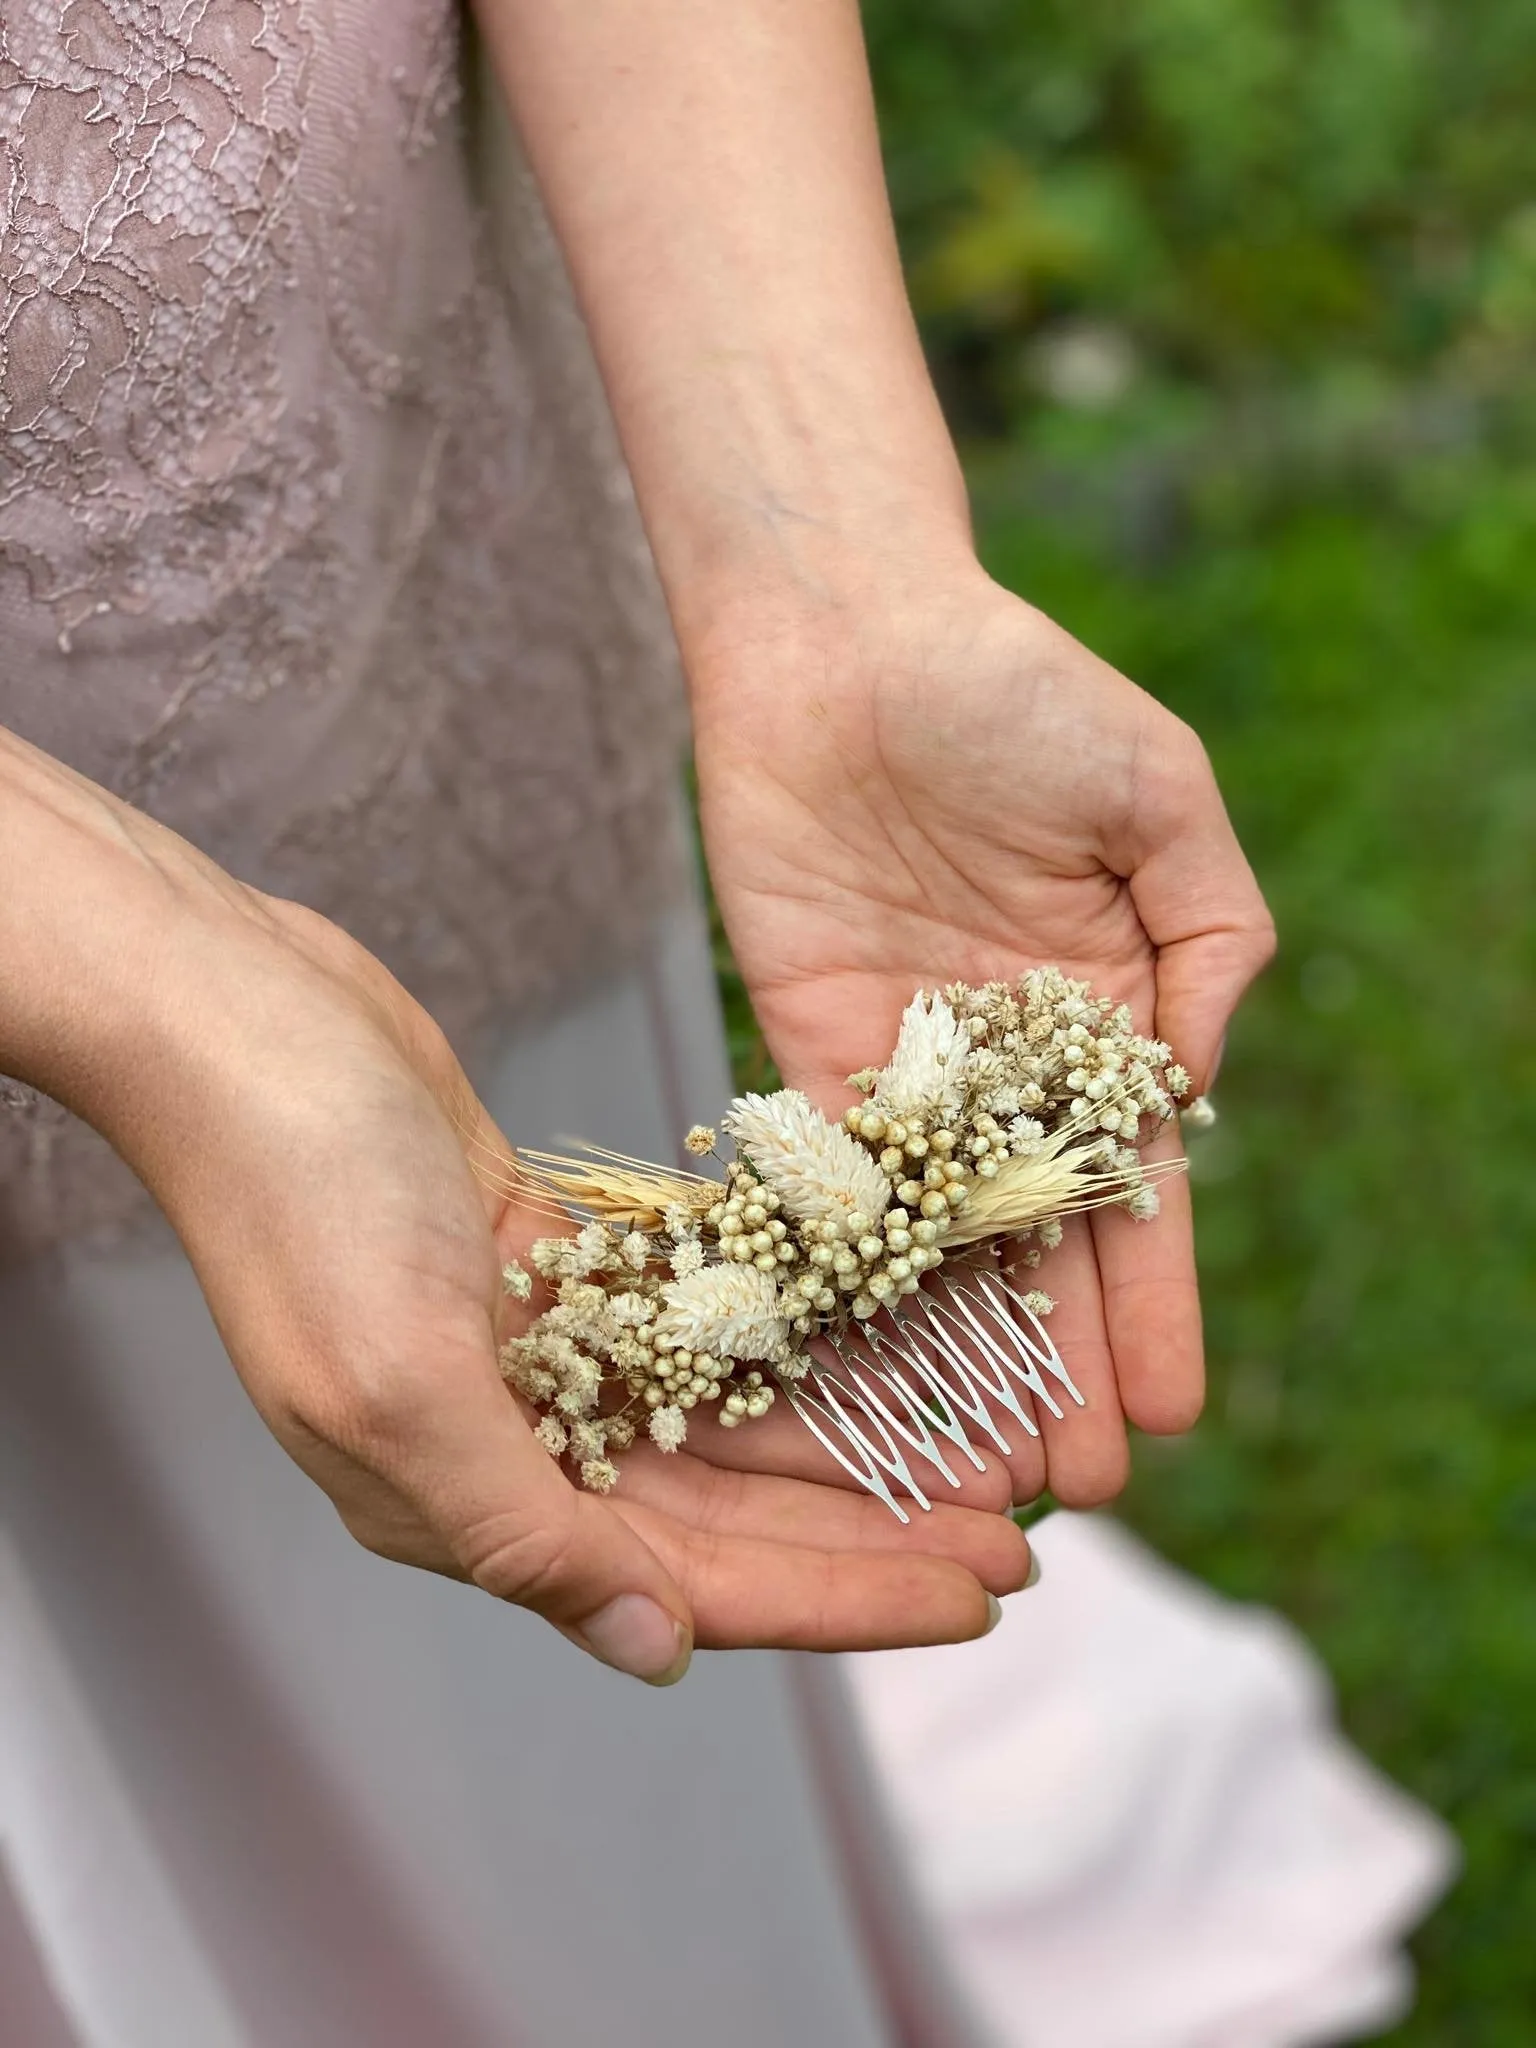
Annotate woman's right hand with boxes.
[1,731,1031,1682]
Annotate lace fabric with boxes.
[0,2,690,1259]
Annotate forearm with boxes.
[0,729,242,1130]
[472,0,975,660]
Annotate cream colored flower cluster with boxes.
[498,968,1187,1492]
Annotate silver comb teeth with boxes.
[784,1259,1084,1521]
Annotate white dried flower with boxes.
[663,1203,700,1239]
[620,1230,651,1272]
[605,1414,637,1451]
[501,1259,533,1302]
[655,1260,790,1361]
[723,1089,889,1234]
[1126,1183,1161,1221]
[530,1237,579,1281]
[669,1237,707,1280]
[533,1416,568,1457]
[552,1349,603,1416]
[649,1405,689,1453]
[608,1289,654,1327]
[572,1220,615,1277]
[580,1458,619,1494]
[1022,1291,1055,1318]
[684,1124,718,1156]
[872,992,968,1122]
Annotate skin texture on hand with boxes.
[692,572,1276,1508]
[0,732,1031,1682]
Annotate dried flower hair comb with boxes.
[470,968,1192,1521]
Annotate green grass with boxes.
[980,461,1535,2042]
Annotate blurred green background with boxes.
[715,2,1536,2037]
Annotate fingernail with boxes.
[983,1592,1004,1633]
[575,1595,692,1686]
[1025,1550,1043,1590]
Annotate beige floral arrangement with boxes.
[476,968,1191,1497]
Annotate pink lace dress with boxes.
[0,0,688,1259]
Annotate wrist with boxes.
[620,357,978,681]
[0,732,249,1148]
[679,543,1005,729]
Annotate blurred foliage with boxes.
[710,3,1536,2036]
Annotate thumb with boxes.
[376,1356,696,1686]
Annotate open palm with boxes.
[118,878,1027,1685]
[695,574,1274,1506]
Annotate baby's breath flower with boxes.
[669,1237,707,1280]
[580,1458,619,1494]
[620,1230,651,1272]
[501,1259,533,1302]
[649,1405,689,1453]
[1126,1184,1161,1221]
[608,1289,654,1327]
[1022,1291,1055,1318]
[572,1220,615,1277]
[684,1124,718,1156]
[533,1416,568,1457]
[568,1419,607,1462]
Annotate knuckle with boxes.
[283,1347,442,1469]
[458,1493,584,1611]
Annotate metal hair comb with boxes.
[785,1255,1084,1522]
